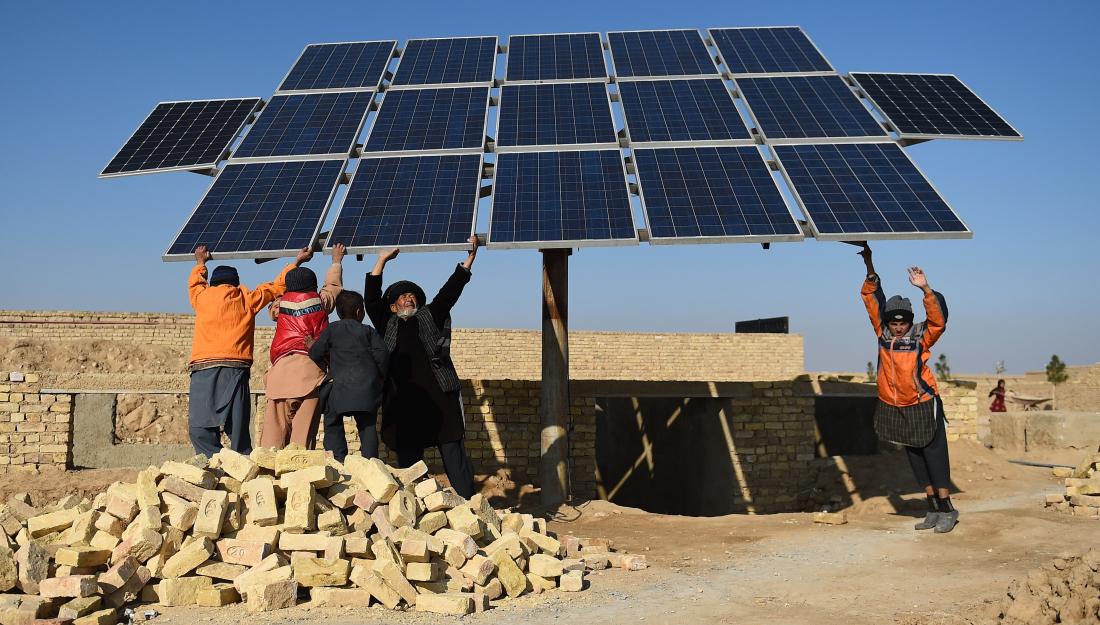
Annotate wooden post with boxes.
[540,248,570,506]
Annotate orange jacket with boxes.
[188,263,295,365]
[861,275,947,407]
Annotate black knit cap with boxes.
[285,267,318,293]
[209,265,239,287]
[383,280,426,307]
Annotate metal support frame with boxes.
[540,248,571,507]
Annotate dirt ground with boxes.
[3,441,1095,625]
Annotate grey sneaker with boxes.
[934,510,959,533]
[914,511,941,530]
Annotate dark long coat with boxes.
[308,319,388,416]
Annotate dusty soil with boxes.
[4,441,1096,625]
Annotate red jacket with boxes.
[270,290,329,365]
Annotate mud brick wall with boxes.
[0,310,804,382]
[0,373,73,467]
[940,384,979,442]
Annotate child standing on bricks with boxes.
[859,243,958,533]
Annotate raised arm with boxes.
[364,248,399,329]
[188,245,212,309]
[910,266,948,349]
[318,243,346,313]
[858,244,886,335]
[428,236,478,319]
[247,247,312,314]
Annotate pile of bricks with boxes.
[0,448,647,623]
[1045,452,1100,520]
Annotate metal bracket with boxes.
[190,168,218,177]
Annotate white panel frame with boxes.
[633,145,805,246]
[707,26,837,79]
[162,158,350,261]
[228,91,375,164]
[388,35,500,90]
[606,28,721,80]
[502,32,609,85]
[848,72,1024,143]
[358,85,492,157]
[616,77,754,148]
[494,81,619,153]
[486,149,640,250]
[99,98,262,179]
[323,153,483,255]
[275,40,398,95]
[734,74,890,145]
[769,140,973,242]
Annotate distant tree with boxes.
[934,354,951,381]
[1046,355,1069,385]
[866,361,875,382]
[995,361,1006,375]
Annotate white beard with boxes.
[396,306,418,319]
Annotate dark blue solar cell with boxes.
[491,150,635,245]
[618,79,749,143]
[364,87,488,153]
[497,82,616,147]
[329,154,481,248]
[608,30,717,78]
[850,73,1021,138]
[710,27,833,75]
[635,146,799,240]
[774,143,969,238]
[506,33,606,81]
[167,160,345,256]
[738,75,887,139]
[279,41,395,92]
[392,37,497,86]
[233,92,372,159]
[102,99,259,176]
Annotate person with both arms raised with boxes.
[363,236,480,499]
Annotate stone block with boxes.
[0,506,23,537]
[192,490,228,539]
[308,587,374,607]
[193,561,245,581]
[87,531,118,552]
[38,575,98,598]
[249,447,278,472]
[159,576,213,606]
[212,449,259,483]
[435,528,477,559]
[485,533,524,559]
[92,514,124,539]
[60,511,97,546]
[528,553,563,578]
[293,557,350,587]
[53,547,111,568]
[560,569,585,592]
[443,544,467,569]
[72,608,116,625]
[278,533,330,552]
[1070,494,1100,508]
[475,577,503,601]
[159,461,215,488]
[0,546,15,592]
[134,468,161,510]
[522,530,562,556]
[195,583,240,607]
[398,539,429,563]
[416,510,448,535]
[460,554,495,585]
[216,539,270,566]
[274,448,328,475]
[16,541,49,594]
[95,556,138,594]
[161,536,212,578]
[283,483,316,532]
[422,489,464,512]
[241,479,278,527]
[347,508,373,534]
[490,549,526,598]
[316,509,347,536]
[160,492,197,532]
[405,561,445,582]
[158,476,205,503]
[233,561,291,596]
[325,483,358,509]
[468,493,502,534]
[377,561,417,606]
[344,457,399,503]
[110,527,161,564]
[388,490,418,529]
[415,592,473,615]
[349,566,400,609]
[234,524,280,549]
[351,490,378,514]
[369,507,394,540]
[103,494,137,523]
[57,596,101,620]
[27,508,79,538]
[621,554,648,571]
[101,565,150,609]
[393,461,428,486]
[414,478,441,499]
[280,465,338,489]
[246,579,298,612]
[527,572,556,593]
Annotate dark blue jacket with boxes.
[308,319,388,415]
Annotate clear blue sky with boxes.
[3,1,1098,375]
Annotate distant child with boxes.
[309,290,388,461]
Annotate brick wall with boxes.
[0,373,73,467]
[940,383,979,442]
[0,310,803,382]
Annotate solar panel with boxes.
[737,75,887,141]
[165,159,346,259]
[618,79,750,144]
[709,27,834,76]
[489,150,636,248]
[634,146,801,243]
[505,33,607,82]
[607,30,718,78]
[363,87,488,154]
[328,154,481,251]
[392,37,498,86]
[496,82,616,149]
[232,92,372,160]
[849,73,1022,140]
[101,99,260,177]
[773,142,970,240]
[278,41,396,93]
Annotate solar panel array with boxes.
[849,73,1022,140]
[101,99,260,177]
[103,27,1019,258]
[392,37,497,86]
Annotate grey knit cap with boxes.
[884,295,914,323]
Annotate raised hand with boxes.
[331,243,346,264]
[194,245,212,264]
[295,247,314,265]
[381,248,400,263]
[463,235,480,270]
[857,242,874,275]
[908,266,929,290]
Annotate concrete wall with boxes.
[986,410,1100,453]
[0,310,804,382]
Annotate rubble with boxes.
[0,447,644,619]
[1044,453,1100,520]
[989,549,1100,624]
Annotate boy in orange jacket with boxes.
[187,244,311,457]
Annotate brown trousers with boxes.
[260,388,321,449]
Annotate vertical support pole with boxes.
[540,248,570,507]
